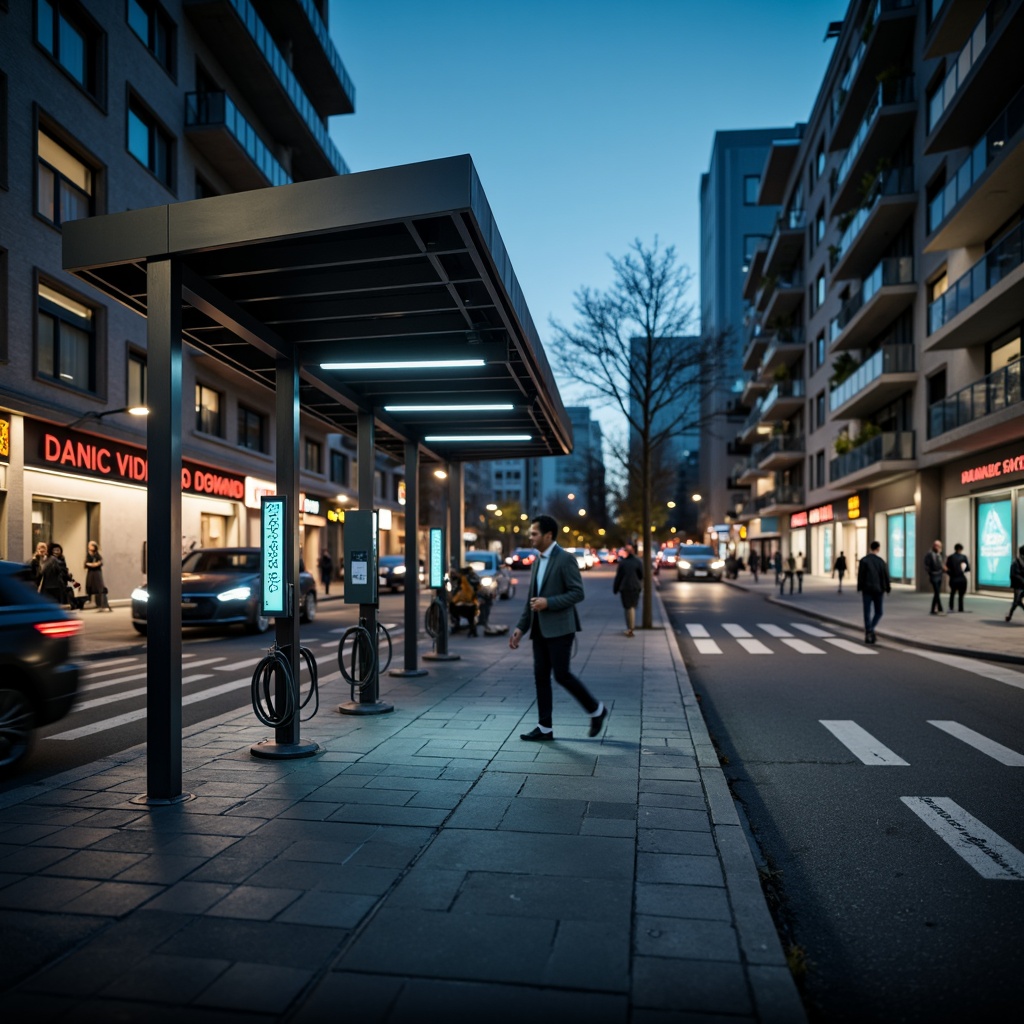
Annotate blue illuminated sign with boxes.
[261,495,288,616]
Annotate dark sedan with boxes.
[0,560,81,773]
[131,547,317,635]
[675,544,726,581]
[377,554,425,592]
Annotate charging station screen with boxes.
[261,496,287,616]
[429,528,444,589]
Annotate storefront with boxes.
[0,413,10,561]
[790,492,867,578]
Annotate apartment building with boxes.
[736,0,1023,593]
[0,1,406,598]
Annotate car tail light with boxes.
[34,620,83,639]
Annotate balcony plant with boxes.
[834,431,853,455]
[772,363,791,382]
[852,421,881,448]
[829,352,857,388]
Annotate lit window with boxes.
[195,383,221,435]
[127,97,172,186]
[37,282,96,392]
[37,128,93,226]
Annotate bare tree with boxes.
[550,239,723,628]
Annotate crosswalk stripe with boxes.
[693,638,722,654]
[792,624,834,637]
[927,721,1024,766]
[73,674,213,711]
[822,638,876,655]
[901,797,1024,880]
[758,624,793,637]
[685,624,710,638]
[820,720,909,765]
[781,639,825,654]
[81,658,142,679]
[906,650,1024,691]
[82,670,149,692]
[723,624,752,638]
[737,638,773,654]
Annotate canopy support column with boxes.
[392,440,427,677]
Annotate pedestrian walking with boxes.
[749,554,759,583]
[781,552,795,595]
[509,514,606,741]
[1006,546,1024,623]
[857,540,891,644]
[832,551,848,593]
[612,544,642,637]
[30,541,49,585]
[794,551,805,593]
[772,550,783,585]
[84,541,111,610]
[317,549,334,595]
[945,543,970,612]
[924,539,946,615]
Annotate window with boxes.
[743,234,769,272]
[926,369,946,407]
[37,128,93,226]
[816,391,825,428]
[816,139,826,180]
[815,205,825,244]
[127,350,146,406]
[815,270,826,309]
[36,0,103,99]
[815,450,825,487]
[0,71,7,190]
[816,332,825,368]
[743,175,760,205]
[330,450,349,486]
[127,0,174,73]
[304,438,322,473]
[195,383,221,435]
[127,96,172,187]
[237,404,266,452]
[37,281,96,392]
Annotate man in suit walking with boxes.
[857,540,891,644]
[509,514,607,741]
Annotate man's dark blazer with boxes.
[515,544,584,638]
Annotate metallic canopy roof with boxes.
[62,155,573,463]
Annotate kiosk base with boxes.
[390,668,429,677]
[337,700,394,715]
[250,740,320,759]
[423,651,461,661]
[130,792,195,807]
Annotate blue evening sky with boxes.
[329,1,844,406]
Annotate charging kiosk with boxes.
[423,526,459,661]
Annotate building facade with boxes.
[0,1,409,599]
[736,0,1023,591]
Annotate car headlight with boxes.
[217,586,252,602]
[711,560,726,570]
[480,576,495,588]
[392,565,406,575]
[131,587,149,602]
[678,560,691,570]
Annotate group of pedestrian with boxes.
[777,551,805,595]
[29,540,109,610]
[923,539,972,614]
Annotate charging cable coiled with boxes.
[338,620,392,700]
[250,643,319,728]
[424,593,449,640]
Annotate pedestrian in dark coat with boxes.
[39,542,76,607]
[30,541,49,584]
[612,545,642,636]
[857,540,891,644]
[1006,546,1024,623]
[84,541,111,610]
[945,544,970,612]
[772,550,783,585]
[924,540,946,615]
[832,552,847,593]
[781,553,795,595]
[317,550,334,595]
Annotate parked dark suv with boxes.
[0,560,81,773]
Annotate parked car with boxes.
[675,544,726,581]
[658,546,681,569]
[565,547,594,571]
[508,547,538,571]
[463,550,514,599]
[0,560,81,774]
[378,554,425,592]
[596,548,617,564]
[130,547,317,635]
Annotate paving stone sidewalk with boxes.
[0,578,804,1023]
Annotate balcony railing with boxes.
[835,166,915,258]
[185,91,292,187]
[928,221,1024,333]
[296,0,357,107]
[832,256,914,339]
[830,430,914,481]
[758,434,804,459]
[756,485,804,510]
[927,85,1024,233]
[763,379,806,409]
[778,209,807,232]
[836,76,915,187]
[928,362,1022,438]
[829,343,915,411]
[226,0,350,175]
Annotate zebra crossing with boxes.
[683,621,875,654]
[821,718,1024,880]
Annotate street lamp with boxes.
[67,405,148,429]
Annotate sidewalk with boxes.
[727,571,1024,665]
[0,576,804,1023]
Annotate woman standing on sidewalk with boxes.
[84,541,111,611]
[1006,546,1024,623]
[612,544,642,637]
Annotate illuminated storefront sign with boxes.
[0,415,10,463]
[961,453,1024,486]
[790,493,863,530]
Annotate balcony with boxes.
[760,379,806,422]
[926,86,1024,251]
[829,343,916,418]
[743,245,768,303]
[761,269,804,324]
[742,320,769,371]
[925,0,986,58]
[761,332,805,377]
[757,485,805,516]
[741,374,770,407]
[737,453,770,485]
[925,1,1023,154]
[763,209,807,277]
[830,430,915,485]
[185,92,292,190]
[831,0,918,150]
[740,402,772,445]
[184,0,351,180]
[926,221,1024,351]
[830,256,916,352]
[926,361,1023,453]
[831,167,916,281]
[757,434,805,470]
[832,76,916,211]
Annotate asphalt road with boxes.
[661,578,1024,1024]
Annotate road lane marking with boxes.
[792,624,835,637]
[82,671,149,692]
[737,638,773,654]
[905,650,1024,691]
[927,721,1024,766]
[822,638,876,655]
[759,624,793,637]
[781,639,826,654]
[685,624,710,637]
[820,721,909,765]
[81,658,142,678]
[73,674,213,711]
[901,797,1024,880]
[723,624,752,637]
[693,639,722,654]
[49,676,255,740]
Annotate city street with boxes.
[660,577,1024,1023]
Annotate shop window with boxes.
[330,450,348,486]
[195,383,222,436]
[304,438,322,473]
[36,127,94,227]
[744,175,760,205]
[36,0,104,101]
[237,404,266,452]
[127,350,146,406]
[37,281,97,393]
[127,0,174,75]
[127,95,173,187]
